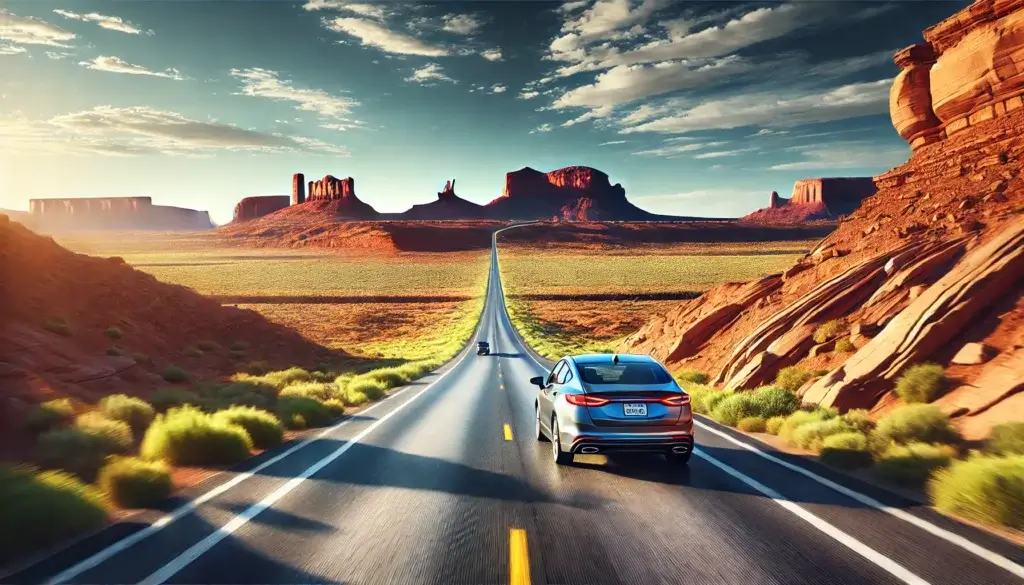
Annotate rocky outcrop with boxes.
[892,0,1024,150]
[400,179,486,220]
[29,197,213,231]
[306,174,378,218]
[292,173,306,205]
[234,196,290,222]
[789,178,878,215]
[769,191,787,208]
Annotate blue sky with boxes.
[0,0,967,224]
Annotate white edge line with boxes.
[693,448,931,585]
[493,225,1024,581]
[45,341,475,585]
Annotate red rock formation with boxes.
[306,174,377,218]
[29,197,213,231]
[891,44,942,143]
[769,191,787,209]
[234,195,290,222]
[292,173,305,205]
[789,178,878,214]
[401,179,486,220]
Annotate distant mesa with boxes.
[27,196,213,232]
[234,196,290,222]
[743,177,877,223]
[402,179,486,220]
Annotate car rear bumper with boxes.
[568,432,694,455]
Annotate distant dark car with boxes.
[477,341,490,355]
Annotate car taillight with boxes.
[659,395,691,406]
[564,394,610,407]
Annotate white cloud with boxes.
[519,90,541,99]
[443,13,483,35]
[490,84,507,94]
[480,48,503,62]
[325,17,449,56]
[230,68,360,120]
[557,1,590,14]
[1,44,27,55]
[694,148,757,159]
[45,50,72,59]
[80,56,184,80]
[302,1,388,19]
[405,62,455,84]
[631,141,726,157]
[0,10,76,47]
[621,79,892,134]
[52,9,147,35]
[2,106,348,157]
[750,128,789,137]
[530,123,553,134]
[768,142,909,170]
[599,140,626,145]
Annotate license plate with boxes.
[623,403,647,416]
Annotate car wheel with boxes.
[534,404,547,442]
[665,452,691,465]
[551,417,572,465]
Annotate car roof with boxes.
[567,353,658,365]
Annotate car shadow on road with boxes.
[488,352,523,358]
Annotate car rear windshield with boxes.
[578,363,672,385]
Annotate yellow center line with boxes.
[509,528,531,585]
[503,424,513,441]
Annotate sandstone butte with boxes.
[621,0,1024,440]
[25,196,212,232]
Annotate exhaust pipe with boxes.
[672,445,690,454]
[580,446,600,454]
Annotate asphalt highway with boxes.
[5,226,1024,585]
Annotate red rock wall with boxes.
[233,196,290,222]
[769,191,788,208]
[308,175,356,201]
[789,178,877,214]
[292,173,305,205]
[500,166,626,201]
[29,197,212,230]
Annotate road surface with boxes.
[6,226,1024,585]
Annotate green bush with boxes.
[834,338,855,353]
[256,367,313,389]
[365,367,411,389]
[141,406,253,466]
[930,454,1024,529]
[99,394,155,435]
[27,398,74,433]
[106,346,125,357]
[813,319,845,344]
[710,394,751,426]
[161,365,191,384]
[199,381,276,411]
[683,385,714,414]
[737,417,766,433]
[36,429,117,481]
[0,466,107,563]
[132,352,152,365]
[42,317,72,337]
[765,416,787,435]
[675,370,709,385]
[279,381,342,403]
[871,404,961,452]
[346,378,387,401]
[779,409,836,442]
[341,387,370,407]
[74,412,133,454]
[986,422,1024,455]
[182,347,204,358]
[213,407,284,449]
[151,387,200,412]
[276,397,335,430]
[97,456,172,508]
[245,360,270,375]
[791,417,856,451]
[874,442,955,487]
[775,367,812,393]
[841,409,875,435]
[229,341,249,352]
[709,387,800,426]
[894,363,945,403]
[322,399,346,418]
[698,388,735,415]
[819,432,873,469]
[197,340,220,352]
[103,327,123,340]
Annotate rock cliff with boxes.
[401,179,486,220]
[28,197,213,231]
[233,196,290,222]
[305,174,378,218]
[743,178,877,223]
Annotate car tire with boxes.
[665,452,691,465]
[534,404,547,442]
[551,417,573,465]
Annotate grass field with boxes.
[498,240,814,360]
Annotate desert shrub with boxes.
[779,409,836,442]
[27,398,75,433]
[791,417,856,451]
[775,367,812,393]
[245,360,270,375]
[874,442,955,487]
[841,409,875,435]
[200,381,276,411]
[894,363,946,404]
[870,405,961,452]
[182,347,204,358]
[213,407,283,449]
[322,399,346,418]
[683,385,714,414]
[97,456,172,509]
[74,412,133,454]
[107,348,127,359]
[140,406,253,466]
[346,378,387,401]
[0,466,107,564]
[132,352,152,365]
[834,338,855,353]
[696,388,735,415]
[36,429,115,481]
[986,422,1024,455]
[197,340,220,352]
[675,370,709,385]
[737,417,767,433]
[99,394,155,435]
[341,387,370,407]
[819,432,873,469]
[765,416,787,435]
[710,394,751,426]
[161,365,191,384]
[276,397,334,430]
[813,319,845,344]
[151,387,200,412]
[279,381,342,403]
[103,327,123,340]
[229,341,249,352]
[42,317,72,337]
[930,454,1024,529]
[365,367,411,389]
[746,387,800,418]
[257,367,314,389]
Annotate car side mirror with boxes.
[530,376,545,389]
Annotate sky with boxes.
[0,0,969,224]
